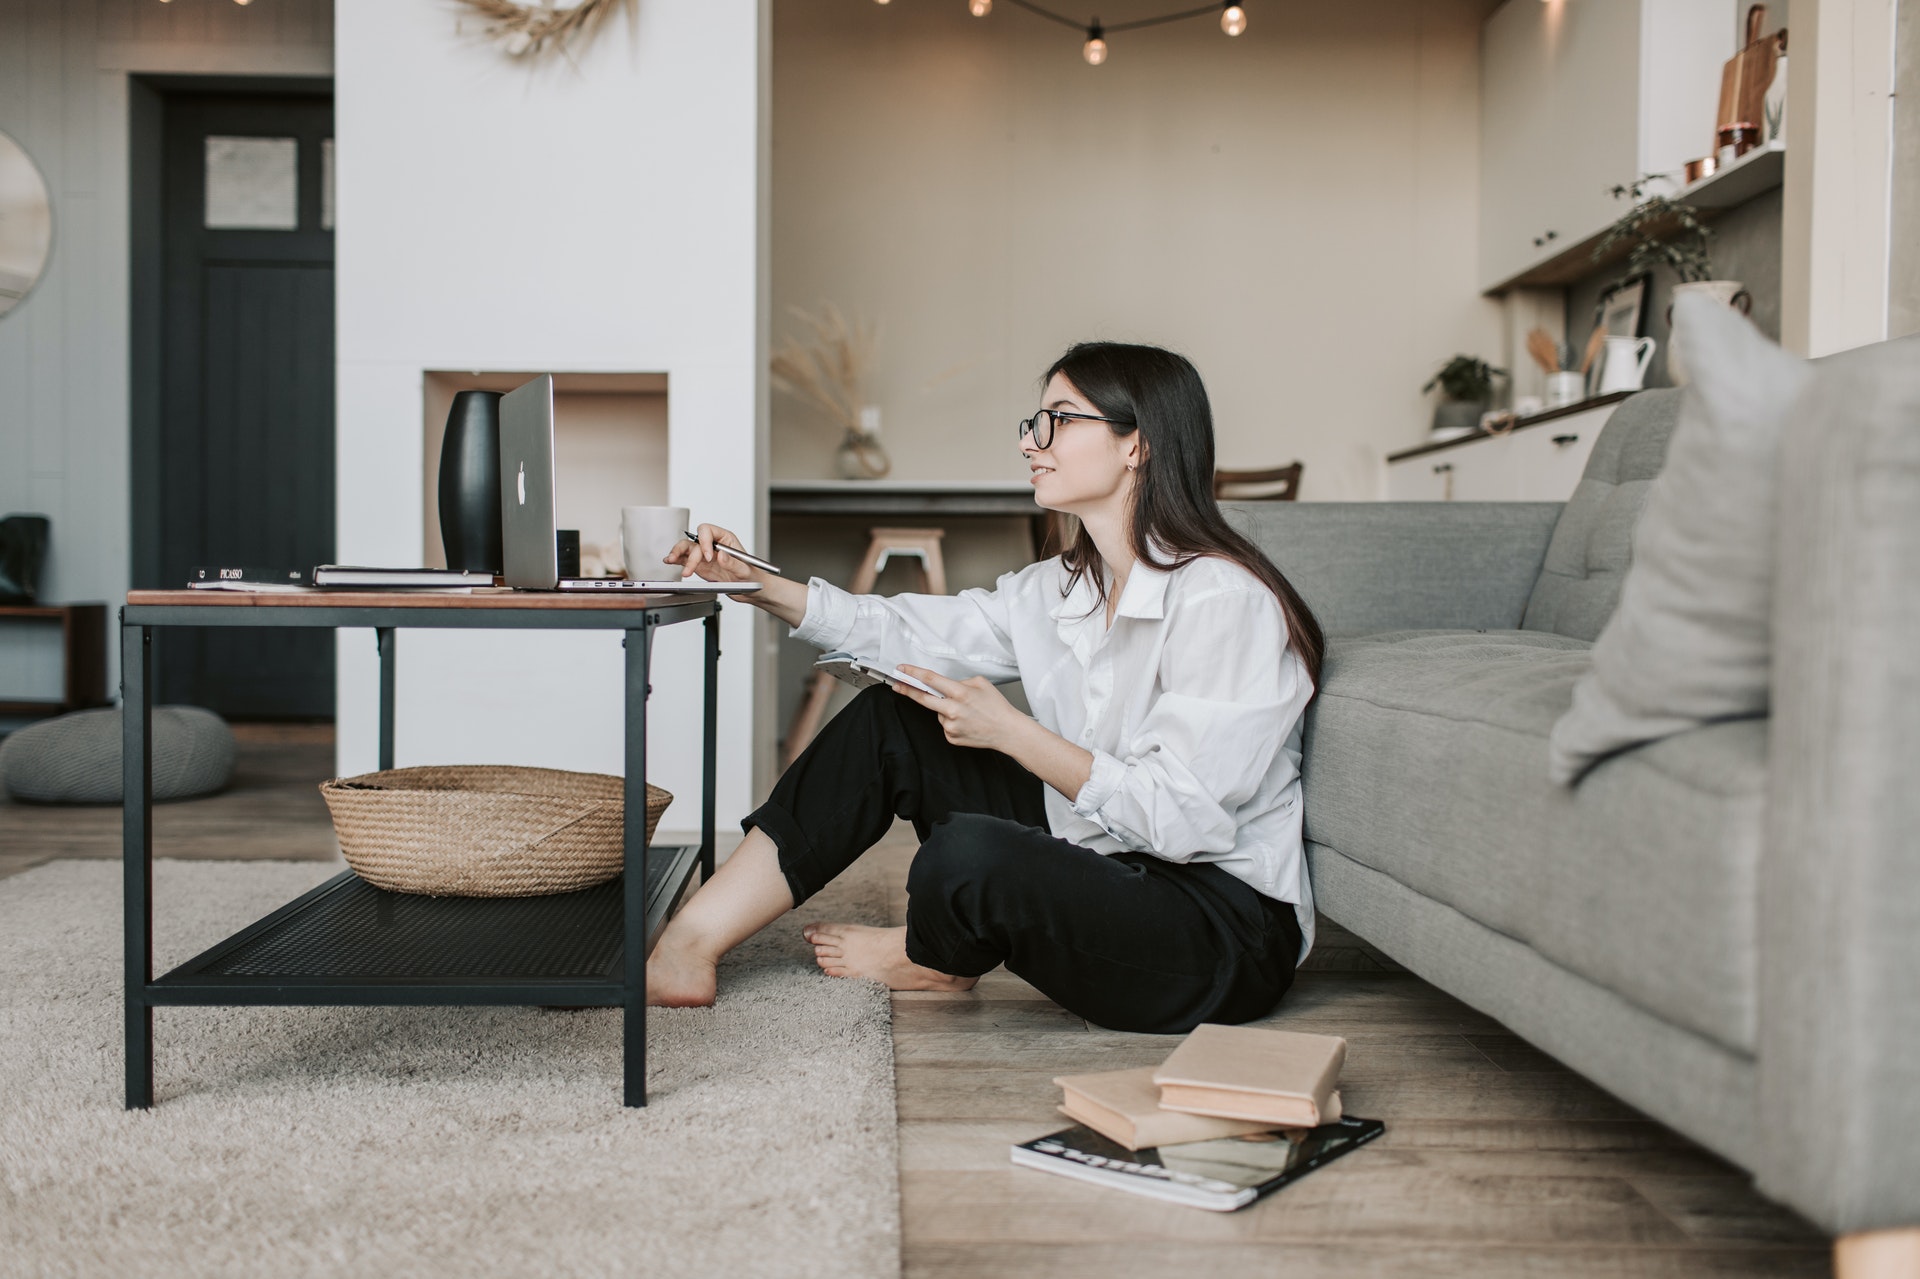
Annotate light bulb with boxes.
[1083,28,1108,65]
[1221,4,1246,36]
[969,0,992,14]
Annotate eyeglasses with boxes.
[1017,408,1135,450]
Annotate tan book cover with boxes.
[1151,1024,1347,1128]
[1054,1066,1279,1151]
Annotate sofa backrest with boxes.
[1225,502,1563,636]
[1520,389,1681,641]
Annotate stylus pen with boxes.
[684,530,781,576]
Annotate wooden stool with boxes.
[783,527,947,766]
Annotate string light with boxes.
[1082,22,1107,64]
[959,1,1246,64]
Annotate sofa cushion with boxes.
[1521,390,1680,642]
[1302,631,1765,1054]
[1548,296,1813,783]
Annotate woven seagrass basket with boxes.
[319,765,672,898]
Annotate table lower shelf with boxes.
[147,844,703,1006]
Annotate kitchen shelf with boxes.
[1486,143,1786,295]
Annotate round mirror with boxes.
[0,130,54,319]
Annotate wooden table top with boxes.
[125,588,726,610]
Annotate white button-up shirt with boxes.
[791,551,1315,962]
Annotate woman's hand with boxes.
[662,523,760,591]
[661,523,810,626]
[891,665,1031,754]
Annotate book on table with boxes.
[1152,1024,1347,1128]
[189,566,313,592]
[310,566,496,589]
[1010,1118,1384,1212]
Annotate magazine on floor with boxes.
[1010,1116,1384,1211]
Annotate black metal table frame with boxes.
[120,597,721,1109]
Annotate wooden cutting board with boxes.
[1717,4,1782,147]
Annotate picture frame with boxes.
[1595,273,1650,340]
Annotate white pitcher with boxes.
[1597,336,1656,394]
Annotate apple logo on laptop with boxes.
[517,462,526,506]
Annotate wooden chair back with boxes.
[1213,462,1303,502]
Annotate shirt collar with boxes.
[1112,555,1172,621]
[1046,550,1175,631]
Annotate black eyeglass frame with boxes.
[1017,408,1136,450]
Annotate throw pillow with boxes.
[1547,292,1810,784]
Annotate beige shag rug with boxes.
[0,859,900,1278]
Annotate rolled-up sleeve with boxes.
[790,573,1022,684]
[1071,587,1309,860]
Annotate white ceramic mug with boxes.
[1544,370,1584,409]
[1597,336,1656,394]
[620,505,690,580]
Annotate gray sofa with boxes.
[1228,387,1918,1241]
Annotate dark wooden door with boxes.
[155,92,334,718]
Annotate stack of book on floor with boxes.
[1011,1024,1383,1211]
[188,566,496,593]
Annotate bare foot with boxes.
[646,940,718,1007]
[802,923,978,992]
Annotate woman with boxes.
[649,341,1324,1034]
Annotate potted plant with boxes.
[1594,177,1749,382]
[1423,356,1504,437]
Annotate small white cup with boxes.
[1544,371,1585,408]
[620,506,690,580]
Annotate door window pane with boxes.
[205,136,297,230]
[321,138,335,230]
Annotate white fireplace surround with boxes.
[333,0,769,832]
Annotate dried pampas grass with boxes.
[771,304,889,479]
[454,0,633,60]
[770,304,876,436]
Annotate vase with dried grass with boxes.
[771,304,891,480]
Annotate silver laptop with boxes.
[498,375,563,589]
[496,375,757,595]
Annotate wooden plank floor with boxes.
[862,824,1830,1279]
[0,722,341,879]
[0,730,1830,1275]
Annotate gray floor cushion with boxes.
[0,706,235,804]
[1302,630,1765,1054]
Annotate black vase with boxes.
[438,390,505,572]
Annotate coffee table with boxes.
[120,588,723,1108]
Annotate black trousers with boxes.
[743,685,1302,1035]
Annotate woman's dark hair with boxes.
[1042,341,1325,689]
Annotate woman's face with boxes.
[1023,372,1141,514]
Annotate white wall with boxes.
[0,0,332,702]
[770,0,1501,499]
[333,0,766,833]
[1781,0,1900,355]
